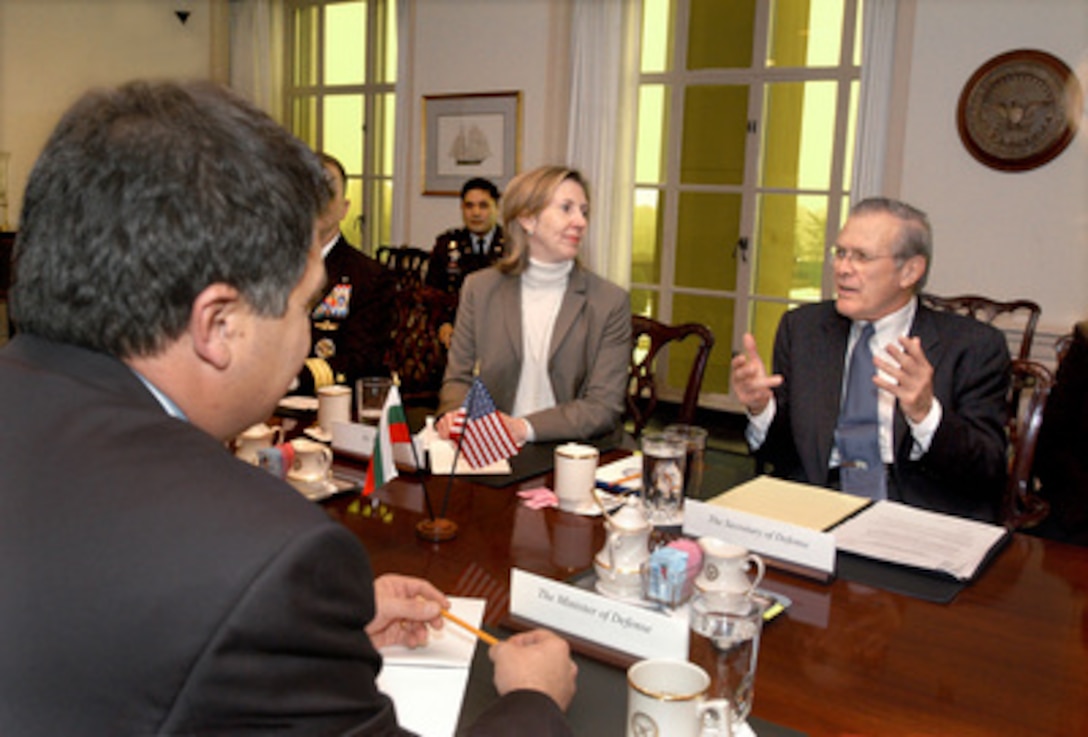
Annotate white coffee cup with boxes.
[288,438,333,482]
[317,384,352,434]
[553,443,599,512]
[626,658,730,737]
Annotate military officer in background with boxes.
[298,153,394,392]
[426,177,506,294]
[426,178,505,349]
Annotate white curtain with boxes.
[228,0,285,122]
[852,0,898,200]
[565,0,642,288]
[390,0,412,248]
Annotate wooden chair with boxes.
[384,283,457,408]
[1054,331,1074,367]
[626,315,715,437]
[376,245,430,293]
[919,293,1041,361]
[1003,358,1054,529]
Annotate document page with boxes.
[708,475,871,531]
[376,597,486,737]
[429,439,511,475]
[832,501,1008,580]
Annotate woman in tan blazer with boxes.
[437,166,631,444]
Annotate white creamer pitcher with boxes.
[694,537,765,608]
[594,498,651,599]
[234,422,284,465]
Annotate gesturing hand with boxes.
[730,332,783,415]
[873,335,934,423]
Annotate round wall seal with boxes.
[956,49,1082,172]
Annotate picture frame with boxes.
[422,91,522,195]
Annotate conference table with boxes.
[319,447,1088,737]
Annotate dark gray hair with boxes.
[12,80,328,358]
[850,197,932,290]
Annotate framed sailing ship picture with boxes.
[422,91,522,195]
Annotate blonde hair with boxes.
[498,165,589,275]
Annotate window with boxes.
[633,0,862,410]
[285,0,397,255]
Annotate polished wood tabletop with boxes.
[323,455,1088,737]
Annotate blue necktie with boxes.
[835,323,886,499]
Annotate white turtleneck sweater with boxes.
[512,258,573,433]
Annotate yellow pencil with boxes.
[440,609,499,646]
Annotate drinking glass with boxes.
[688,594,764,732]
[640,432,686,526]
[664,424,708,499]
[356,377,392,425]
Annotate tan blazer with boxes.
[438,264,631,442]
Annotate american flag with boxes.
[448,378,520,469]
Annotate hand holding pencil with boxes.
[369,577,578,713]
[366,574,449,649]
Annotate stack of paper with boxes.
[707,475,871,531]
[832,501,1009,581]
[595,453,642,491]
[428,439,511,475]
[377,597,487,737]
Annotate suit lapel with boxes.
[893,303,942,459]
[498,274,523,364]
[549,266,587,363]
[814,311,851,473]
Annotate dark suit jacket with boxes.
[0,334,570,736]
[1035,320,1088,544]
[310,235,394,384]
[758,301,1010,523]
[425,225,506,294]
[438,265,630,442]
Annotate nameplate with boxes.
[683,500,836,576]
[331,421,423,470]
[509,569,689,661]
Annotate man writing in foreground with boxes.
[731,198,1010,523]
[0,80,575,736]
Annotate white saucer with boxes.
[278,396,319,412]
[559,491,625,517]
[594,578,652,607]
[288,475,337,501]
[304,426,332,444]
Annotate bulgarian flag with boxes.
[362,384,412,496]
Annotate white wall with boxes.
[398,0,569,249]
[0,0,215,223]
[1,0,1083,340]
[896,0,1088,336]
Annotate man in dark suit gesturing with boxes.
[731,198,1010,522]
[0,81,576,736]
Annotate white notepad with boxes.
[376,597,487,737]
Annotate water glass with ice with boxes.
[688,594,764,734]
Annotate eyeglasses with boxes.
[828,245,898,266]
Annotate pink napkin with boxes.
[517,487,558,510]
